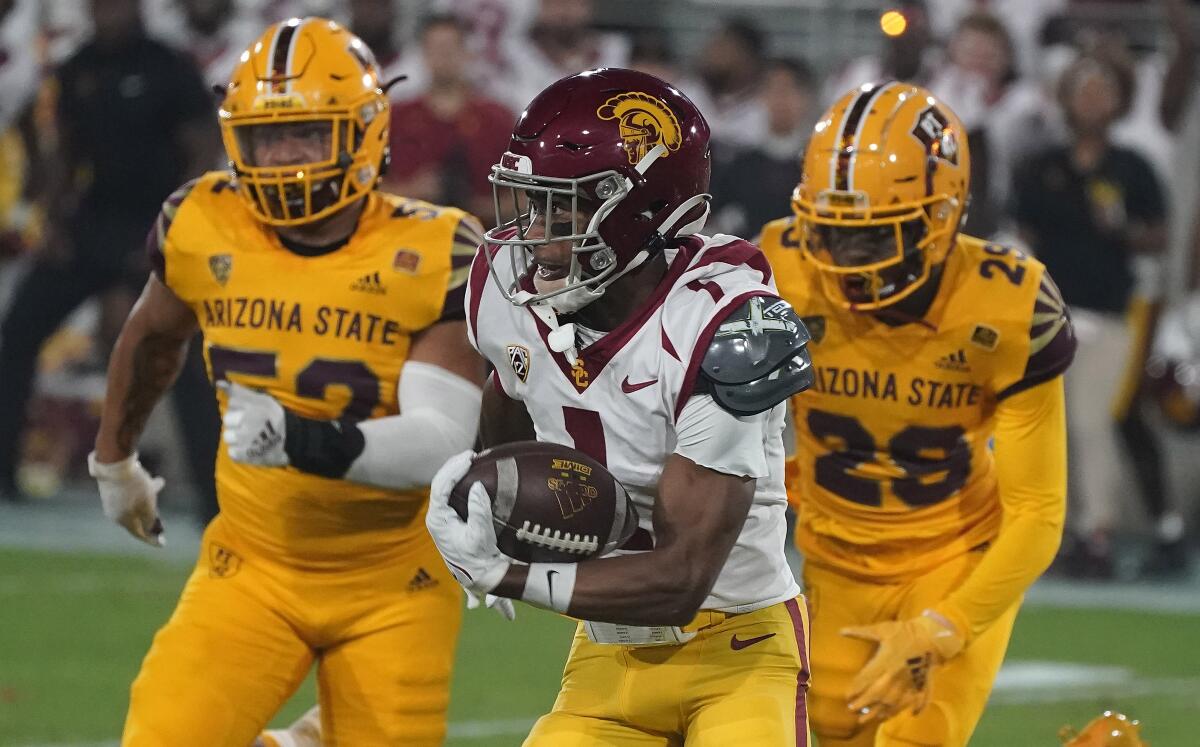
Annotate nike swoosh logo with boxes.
[546,570,558,606]
[730,632,776,651]
[621,376,657,394]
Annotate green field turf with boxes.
[0,548,1194,746]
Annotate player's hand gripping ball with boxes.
[448,441,639,563]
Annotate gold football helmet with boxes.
[1060,711,1148,746]
[793,82,970,310]
[219,18,390,226]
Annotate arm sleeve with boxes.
[674,394,771,479]
[344,360,482,489]
[932,377,1067,642]
[438,214,485,323]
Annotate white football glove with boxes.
[425,450,512,596]
[219,381,288,467]
[87,451,166,547]
[466,590,517,621]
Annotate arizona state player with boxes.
[89,19,485,746]
[758,83,1076,746]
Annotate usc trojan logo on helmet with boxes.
[596,92,682,165]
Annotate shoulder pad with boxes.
[146,178,204,281]
[700,295,815,416]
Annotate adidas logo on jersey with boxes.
[935,349,970,372]
[350,271,386,294]
[406,567,439,592]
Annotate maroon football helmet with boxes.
[484,68,713,307]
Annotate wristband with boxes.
[283,412,365,478]
[522,562,577,613]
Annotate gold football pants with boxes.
[121,515,462,746]
[525,596,812,746]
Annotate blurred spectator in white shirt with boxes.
[923,0,1066,78]
[383,14,515,223]
[148,0,262,87]
[435,0,538,95]
[711,57,817,238]
[347,0,426,101]
[690,17,768,149]
[496,0,629,114]
[928,12,1053,237]
[0,0,38,134]
[626,28,682,88]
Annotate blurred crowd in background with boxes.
[1,0,1199,582]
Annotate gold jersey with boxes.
[759,218,1074,582]
[150,171,480,565]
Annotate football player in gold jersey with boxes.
[757,83,1076,746]
[88,18,489,746]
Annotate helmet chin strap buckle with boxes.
[590,247,615,271]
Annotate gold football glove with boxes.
[1059,711,1148,746]
[842,610,964,724]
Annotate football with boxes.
[448,441,639,563]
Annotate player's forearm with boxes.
[935,379,1067,641]
[281,361,481,488]
[495,548,716,626]
[94,322,191,462]
[934,511,1062,642]
[342,406,477,488]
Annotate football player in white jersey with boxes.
[442,67,814,745]
[242,67,816,746]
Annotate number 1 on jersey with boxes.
[562,406,608,467]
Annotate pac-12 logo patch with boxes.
[208,542,242,579]
[507,344,531,382]
[597,92,682,165]
[208,254,232,286]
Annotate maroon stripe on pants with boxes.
[785,597,810,747]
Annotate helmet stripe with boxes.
[829,84,875,191]
[283,18,312,93]
[846,82,898,190]
[265,23,283,93]
[268,19,301,93]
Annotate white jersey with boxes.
[466,234,800,612]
